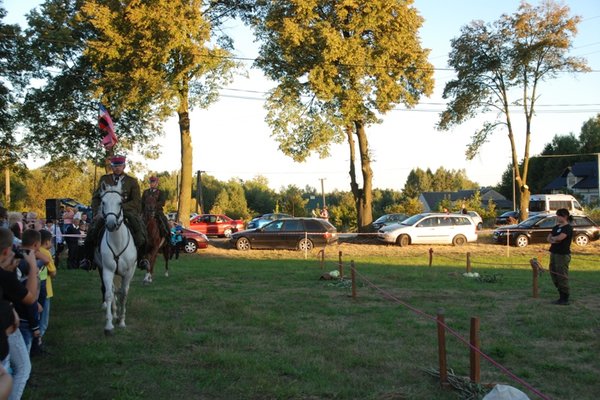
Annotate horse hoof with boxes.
[165,272,169,278]
[104,329,114,336]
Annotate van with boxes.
[528,194,584,216]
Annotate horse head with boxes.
[100,180,124,232]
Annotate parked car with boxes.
[495,211,520,226]
[167,212,198,221]
[246,213,293,230]
[466,211,483,230]
[179,228,209,253]
[377,213,478,246]
[371,213,408,230]
[492,214,600,247]
[189,214,245,237]
[231,218,338,251]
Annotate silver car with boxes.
[377,213,478,246]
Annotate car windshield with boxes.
[518,215,546,228]
[401,214,426,226]
[374,216,388,224]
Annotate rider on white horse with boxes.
[80,155,150,271]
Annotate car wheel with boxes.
[223,228,233,238]
[236,237,251,251]
[452,234,467,246]
[477,222,483,231]
[574,233,589,246]
[515,235,529,248]
[397,234,410,247]
[298,238,314,251]
[183,240,198,253]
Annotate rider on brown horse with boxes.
[141,176,171,242]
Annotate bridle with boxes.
[102,190,125,231]
[101,189,131,269]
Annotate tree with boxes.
[80,0,236,227]
[279,185,308,217]
[403,168,432,198]
[247,0,433,231]
[18,0,160,164]
[579,113,600,154]
[243,176,277,215]
[438,1,588,221]
[0,7,25,206]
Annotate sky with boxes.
[4,0,600,193]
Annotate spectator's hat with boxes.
[110,155,126,166]
[149,176,158,183]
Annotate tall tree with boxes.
[247,0,433,231]
[79,0,236,227]
[438,0,589,220]
[0,6,25,206]
[18,0,159,163]
[579,113,600,154]
[403,167,432,198]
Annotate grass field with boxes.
[23,238,600,399]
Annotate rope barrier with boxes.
[352,268,552,400]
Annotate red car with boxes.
[179,228,209,253]
[189,214,245,238]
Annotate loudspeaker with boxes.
[45,199,62,220]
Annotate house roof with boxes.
[419,188,509,211]
[543,161,598,191]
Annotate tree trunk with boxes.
[177,84,192,228]
[346,121,373,232]
[3,168,9,208]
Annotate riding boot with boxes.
[137,244,150,271]
[79,238,95,270]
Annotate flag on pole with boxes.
[99,103,117,150]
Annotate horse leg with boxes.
[117,275,133,328]
[102,269,115,335]
[163,243,169,277]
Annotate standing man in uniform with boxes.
[547,208,573,305]
[141,176,171,240]
[80,155,150,270]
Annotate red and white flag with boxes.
[99,103,117,150]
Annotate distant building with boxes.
[419,188,512,212]
[543,161,599,204]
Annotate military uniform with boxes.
[141,187,171,240]
[83,172,148,264]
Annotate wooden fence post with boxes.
[429,248,434,267]
[469,316,481,383]
[437,309,449,388]
[320,249,325,269]
[351,260,357,299]
[530,258,540,298]
[466,252,472,273]
[338,251,344,279]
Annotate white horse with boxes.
[96,180,137,335]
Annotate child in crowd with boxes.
[169,221,183,260]
[16,230,49,353]
[35,230,56,355]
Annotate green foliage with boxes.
[279,185,308,217]
[579,114,600,153]
[438,0,589,215]
[329,191,357,232]
[403,167,479,199]
[0,8,24,168]
[243,176,277,215]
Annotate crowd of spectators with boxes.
[0,202,85,399]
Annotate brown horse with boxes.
[142,195,170,284]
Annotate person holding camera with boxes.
[0,228,39,400]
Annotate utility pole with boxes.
[319,178,326,209]
[196,170,205,214]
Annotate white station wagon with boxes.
[377,213,478,246]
